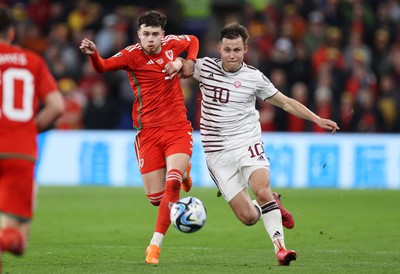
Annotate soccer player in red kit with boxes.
[80,10,198,265]
[0,6,65,269]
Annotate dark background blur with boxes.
[3,0,400,133]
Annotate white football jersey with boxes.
[194,57,279,153]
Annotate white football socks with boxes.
[261,204,286,253]
[252,199,262,220]
[150,232,164,247]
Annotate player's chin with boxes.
[144,46,155,54]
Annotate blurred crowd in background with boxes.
[2,0,400,133]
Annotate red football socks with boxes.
[154,169,182,234]
[0,228,25,256]
[147,190,165,206]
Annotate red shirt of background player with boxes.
[0,43,59,159]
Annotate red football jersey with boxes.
[89,34,198,129]
[0,43,59,159]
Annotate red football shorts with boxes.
[134,121,193,174]
[0,158,35,219]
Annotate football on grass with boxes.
[170,196,207,233]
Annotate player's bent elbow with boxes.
[50,92,66,118]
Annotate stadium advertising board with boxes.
[36,131,400,189]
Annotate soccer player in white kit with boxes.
[191,23,340,266]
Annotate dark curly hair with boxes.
[137,10,167,30]
[0,5,13,35]
[219,23,249,44]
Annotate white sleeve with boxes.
[193,57,204,81]
[255,71,279,100]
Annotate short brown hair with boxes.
[219,23,249,44]
[137,10,167,29]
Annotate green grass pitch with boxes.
[2,187,400,273]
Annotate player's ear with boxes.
[217,43,222,54]
[8,28,15,43]
[243,43,248,54]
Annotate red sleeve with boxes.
[89,50,130,73]
[185,35,199,61]
[171,34,199,61]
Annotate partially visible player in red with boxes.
[0,5,65,269]
[80,10,198,265]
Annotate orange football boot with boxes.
[145,244,161,265]
[181,162,193,192]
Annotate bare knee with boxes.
[229,192,261,226]
[236,211,259,226]
[253,188,272,205]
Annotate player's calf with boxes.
[147,190,165,206]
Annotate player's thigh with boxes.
[163,122,193,174]
[0,158,35,220]
[238,140,271,200]
[141,168,166,195]
[206,150,246,202]
[164,122,193,159]
[166,153,190,175]
[247,167,274,202]
[134,128,166,174]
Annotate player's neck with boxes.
[222,62,243,73]
[142,46,162,56]
[0,29,15,44]
[0,38,10,44]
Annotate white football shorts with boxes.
[205,141,270,202]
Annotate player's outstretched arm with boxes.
[266,91,340,134]
[79,38,97,55]
[314,117,340,134]
[79,38,120,73]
